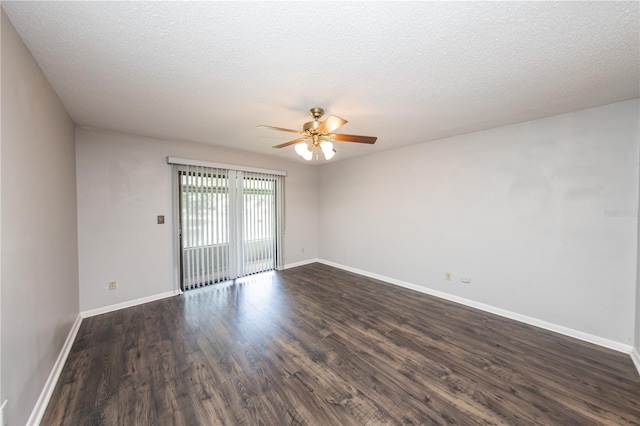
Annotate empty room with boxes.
[2,1,639,425]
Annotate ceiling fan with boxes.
[258,107,377,161]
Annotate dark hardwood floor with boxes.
[43,263,640,425]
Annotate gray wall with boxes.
[319,99,639,346]
[1,9,79,425]
[76,128,319,312]
[637,146,640,357]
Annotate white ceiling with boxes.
[3,1,639,164]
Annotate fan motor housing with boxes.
[303,120,321,133]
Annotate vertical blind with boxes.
[175,162,284,291]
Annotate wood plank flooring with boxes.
[43,263,640,425]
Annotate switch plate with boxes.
[157,215,165,224]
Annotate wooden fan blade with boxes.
[257,125,303,134]
[272,137,308,149]
[332,133,377,144]
[317,115,348,133]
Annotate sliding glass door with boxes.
[241,173,278,276]
[177,165,283,291]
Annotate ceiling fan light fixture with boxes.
[323,148,336,160]
[320,141,335,160]
[294,142,309,156]
[320,140,333,154]
[294,142,313,160]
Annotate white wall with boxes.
[76,128,318,312]
[319,99,639,346]
[1,9,79,425]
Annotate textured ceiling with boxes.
[3,1,639,164]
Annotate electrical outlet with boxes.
[461,276,471,284]
[301,247,305,253]
[108,280,117,290]
[445,272,452,281]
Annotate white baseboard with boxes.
[81,290,180,318]
[27,313,83,425]
[631,348,640,376]
[317,259,634,355]
[283,258,320,270]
